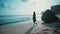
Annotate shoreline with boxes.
[0,20,33,28]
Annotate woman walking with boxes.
[33,11,37,25]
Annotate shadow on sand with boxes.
[25,24,35,34]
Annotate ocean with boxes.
[0,15,32,25]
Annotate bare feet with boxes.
[33,23,37,26]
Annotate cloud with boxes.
[0,3,4,8]
[21,0,28,2]
[0,3,16,9]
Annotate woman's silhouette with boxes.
[33,11,37,25]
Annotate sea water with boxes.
[0,15,32,26]
[0,15,32,24]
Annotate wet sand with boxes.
[0,20,60,34]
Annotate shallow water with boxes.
[0,15,32,24]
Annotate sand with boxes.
[0,20,59,34]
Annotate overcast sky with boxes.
[0,0,60,15]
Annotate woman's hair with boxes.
[33,11,35,14]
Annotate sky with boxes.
[0,0,60,15]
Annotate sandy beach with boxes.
[0,20,60,34]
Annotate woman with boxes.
[33,11,37,25]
